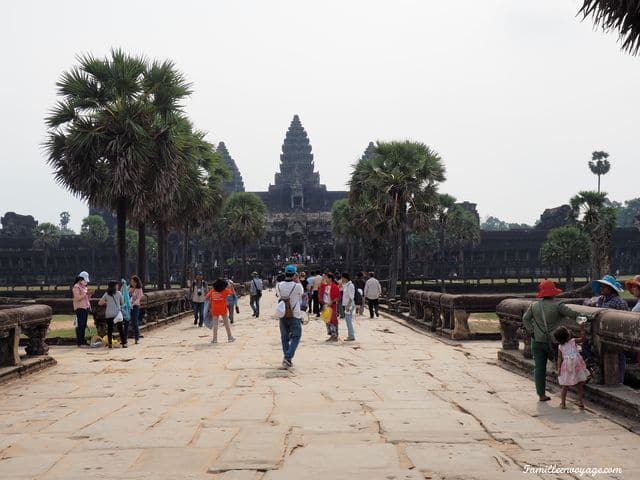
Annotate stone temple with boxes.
[220,115,349,259]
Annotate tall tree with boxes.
[444,206,481,279]
[59,211,74,235]
[220,192,267,282]
[569,191,616,280]
[45,49,154,280]
[580,1,640,55]
[433,193,457,292]
[33,223,61,284]
[588,150,611,193]
[80,215,109,276]
[540,226,591,290]
[350,141,445,297]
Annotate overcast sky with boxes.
[2,1,639,231]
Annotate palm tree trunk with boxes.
[137,221,146,282]
[91,248,96,280]
[439,219,446,293]
[181,223,190,287]
[597,174,601,194]
[400,220,408,298]
[388,233,399,298]
[164,226,170,289]
[566,265,573,291]
[158,222,166,290]
[116,198,127,279]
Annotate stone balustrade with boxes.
[497,298,640,386]
[407,290,515,339]
[0,304,52,368]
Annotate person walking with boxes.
[305,271,315,312]
[128,275,143,344]
[72,271,93,347]
[120,278,132,345]
[341,272,356,341]
[191,274,208,327]
[206,278,236,344]
[321,273,341,341]
[312,270,322,316]
[249,272,263,318]
[523,280,580,402]
[226,278,239,324]
[364,271,382,318]
[354,271,366,316]
[98,280,126,348]
[276,265,304,369]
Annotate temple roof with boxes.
[274,115,320,187]
[216,142,245,194]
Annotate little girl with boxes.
[553,326,589,409]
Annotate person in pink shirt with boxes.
[128,275,144,344]
[72,271,93,347]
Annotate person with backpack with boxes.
[191,274,208,327]
[98,280,126,349]
[249,271,263,318]
[275,265,304,369]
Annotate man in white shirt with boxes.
[341,272,356,341]
[363,271,382,318]
[276,264,305,369]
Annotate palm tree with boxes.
[434,193,457,292]
[33,223,61,284]
[569,191,617,280]
[444,206,481,279]
[220,192,267,281]
[80,215,109,276]
[580,1,640,55]
[350,141,445,297]
[45,50,153,280]
[540,226,591,290]
[588,151,611,193]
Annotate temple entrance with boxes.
[289,231,306,257]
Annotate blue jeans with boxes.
[128,305,140,341]
[279,317,302,362]
[75,308,89,346]
[345,312,355,339]
[193,302,204,326]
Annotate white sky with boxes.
[2,0,639,231]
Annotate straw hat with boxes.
[625,275,640,291]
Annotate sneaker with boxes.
[279,360,289,370]
[228,337,236,343]
[344,337,356,342]
[135,340,139,344]
[284,358,292,368]
[122,344,128,348]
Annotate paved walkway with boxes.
[0,292,637,479]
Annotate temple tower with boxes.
[273,114,320,188]
[216,142,245,194]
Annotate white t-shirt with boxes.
[276,281,304,319]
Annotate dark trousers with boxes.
[128,305,140,342]
[279,317,302,362]
[312,291,320,315]
[367,298,379,318]
[250,295,261,317]
[193,302,204,326]
[75,308,89,346]
[532,341,550,396]
[107,318,127,347]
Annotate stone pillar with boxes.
[499,319,519,351]
[23,323,50,356]
[602,349,621,386]
[452,309,471,340]
[0,325,21,366]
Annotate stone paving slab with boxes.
[0,292,638,479]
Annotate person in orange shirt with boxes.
[206,278,236,344]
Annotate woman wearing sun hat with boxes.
[625,275,640,312]
[523,280,581,402]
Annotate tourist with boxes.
[120,278,132,345]
[318,272,331,335]
[206,278,235,344]
[341,272,356,341]
[312,270,322,316]
[553,326,589,409]
[72,271,93,347]
[586,275,629,383]
[625,275,640,312]
[522,280,579,402]
[353,271,366,316]
[226,278,239,324]
[275,264,304,369]
[364,271,382,318]
[128,275,143,344]
[306,271,315,312]
[299,271,309,313]
[249,271,263,318]
[191,274,208,327]
[98,280,126,348]
[321,272,341,341]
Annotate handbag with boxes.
[253,279,262,298]
[537,301,557,363]
[111,295,124,324]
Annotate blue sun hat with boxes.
[284,264,297,276]
[592,275,624,295]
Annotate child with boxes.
[553,326,589,409]
[206,278,236,344]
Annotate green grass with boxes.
[47,327,99,339]
[471,312,498,321]
[51,314,76,323]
